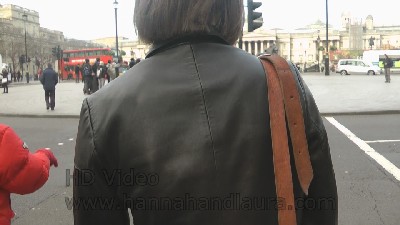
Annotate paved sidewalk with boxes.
[0,80,86,118]
[0,73,399,118]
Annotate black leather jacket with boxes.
[74,35,337,225]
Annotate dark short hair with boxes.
[134,0,244,45]
[47,63,52,68]
[85,59,89,63]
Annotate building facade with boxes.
[0,4,98,77]
[110,14,400,67]
[2,3,400,74]
[0,4,66,76]
[239,15,400,67]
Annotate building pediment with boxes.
[242,31,276,41]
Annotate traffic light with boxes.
[52,47,57,57]
[57,45,61,59]
[19,55,26,64]
[58,49,63,60]
[247,0,263,32]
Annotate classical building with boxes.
[239,14,400,66]
[113,14,400,66]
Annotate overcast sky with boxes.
[2,0,399,40]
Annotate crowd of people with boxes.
[79,58,112,95]
[73,57,141,95]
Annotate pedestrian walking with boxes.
[98,61,106,89]
[1,69,8,93]
[129,58,136,68]
[0,123,58,225]
[74,0,337,224]
[80,64,84,83]
[82,59,93,94]
[106,60,113,83]
[383,54,393,83]
[91,58,100,93]
[40,63,58,110]
[75,64,81,83]
[17,70,21,82]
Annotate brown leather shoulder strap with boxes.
[259,55,297,225]
[260,55,313,194]
[258,54,314,225]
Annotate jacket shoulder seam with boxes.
[84,98,101,162]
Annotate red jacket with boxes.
[0,124,51,225]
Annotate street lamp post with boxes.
[113,0,119,78]
[345,18,351,50]
[325,0,330,75]
[23,13,29,83]
[316,35,321,72]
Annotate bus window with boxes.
[102,50,112,55]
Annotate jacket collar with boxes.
[146,34,229,59]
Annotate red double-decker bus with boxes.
[59,48,113,80]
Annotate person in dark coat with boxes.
[129,58,136,68]
[98,61,106,89]
[1,69,8,93]
[383,54,393,83]
[17,70,21,82]
[75,64,81,83]
[91,58,100,93]
[82,59,92,94]
[40,63,58,110]
[74,0,338,224]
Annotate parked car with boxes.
[336,59,381,75]
[303,63,321,72]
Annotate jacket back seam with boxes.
[189,44,218,171]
